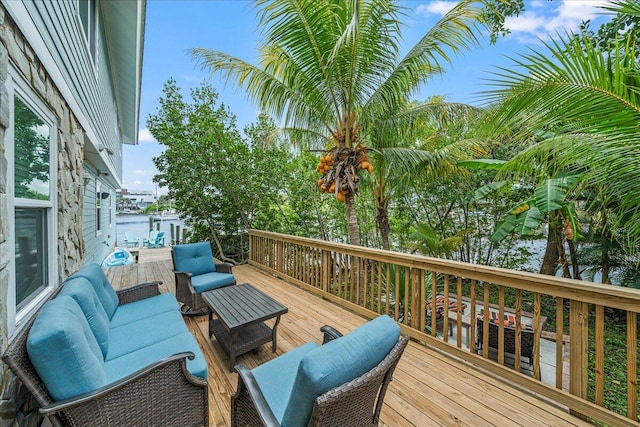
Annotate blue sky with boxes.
[122,0,611,193]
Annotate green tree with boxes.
[190,0,499,246]
[480,5,640,256]
[148,79,289,263]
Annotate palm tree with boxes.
[479,1,640,254]
[190,0,489,246]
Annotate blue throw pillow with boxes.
[59,277,111,358]
[280,315,400,427]
[69,263,119,319]
[172,242,216,276]
[27,296,106,401]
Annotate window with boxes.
[78,0,97,61]
[6,66,57,331]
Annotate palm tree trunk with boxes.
[345,192,360,246]
[539,223,560,276]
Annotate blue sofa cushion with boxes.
[172,242,216,276]
[191,271,235,293]
[105,310,189,361]
[104,332,208,381]
[281,315,400,427]
[252,342,318,422]
[59,277,111,358]
[109,293,180,328]
[69,263,119,319]
[27,297,106,401]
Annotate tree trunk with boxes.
[567,239,581,280]
[376,194,391,250]
[539,223,560,276]
[345,192,360,246]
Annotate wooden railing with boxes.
[248,230,640,426]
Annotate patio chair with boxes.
[171,242,236,316]
[123,231,139,247]
[231,315,409,427]
[143,230,165,248]
[475,318,534,367]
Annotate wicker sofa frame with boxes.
[475,318,534,366]
[2,281,208,427]
[231,325,409,427]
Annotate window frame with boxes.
[6,65,58,337]
[77,0,98,63]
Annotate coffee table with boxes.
[202,283,288,370]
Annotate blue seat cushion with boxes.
[69,263,119,319]
[105,310,189,361]
[59,277,111,358]
[109,293,180,328]
[104,332,208,381]
[27,296,106,401]
[172,242,216,276]
[252,342,318,423]
[191,271,235,293]
[281,315,400,427]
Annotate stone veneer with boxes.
[0,5,85,425]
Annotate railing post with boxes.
[569,299,589,418]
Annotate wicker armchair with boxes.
[2,282,208,427]
[231,315,409,427]
[172,242,236,315]
[475,318,534,366]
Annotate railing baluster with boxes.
[456,276,462,348]
[419,269,425,334]
[483,282,489,358]
[470,279,477,352]
[556,297,565,390]
[430,273,437,337]
[595,304,604,404]
[403,266,410,326]
[515,289,522,369]
[443,275,449,342]
[498,286,505,366]
[533,292,541,380]
[627,311,637,421]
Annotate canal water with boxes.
[115,214,186,246]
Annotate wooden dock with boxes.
[105,248,592,427]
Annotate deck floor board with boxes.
[104,250,591,427]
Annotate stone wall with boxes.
[0,5,84,425]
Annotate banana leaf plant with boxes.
[459,159,583,243]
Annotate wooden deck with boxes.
[105,248,592,427]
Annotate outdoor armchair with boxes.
[172,241,236,315]
[143,230,165,248]
[123,231,139,247]
[231,315,409,427]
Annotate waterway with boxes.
[115,214,186,246]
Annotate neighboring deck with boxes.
[105,248,591,427]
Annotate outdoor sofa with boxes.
[2,263,208,427]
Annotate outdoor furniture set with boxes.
[2,263,208,427]
[171,241,409,426]
[3,241,408,427]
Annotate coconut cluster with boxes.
[316,145,373,202]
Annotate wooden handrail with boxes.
[248,229,640,426]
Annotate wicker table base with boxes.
[202,284,288,370]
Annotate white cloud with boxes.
[138,128,156,143]
[133,169,155,176]
[415,1,457,17]
[505,0,610,42]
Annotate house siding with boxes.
[0,0,139,423]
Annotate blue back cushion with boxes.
[59,277,111,358]
[281,315,400,427]
[27,296,106,401]
[69,263,119,318]
[172,242,216,276]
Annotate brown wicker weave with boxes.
[172,257,235,314]
[231,326,409,427]
[2,281,209,427]
[475,318,534,365]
